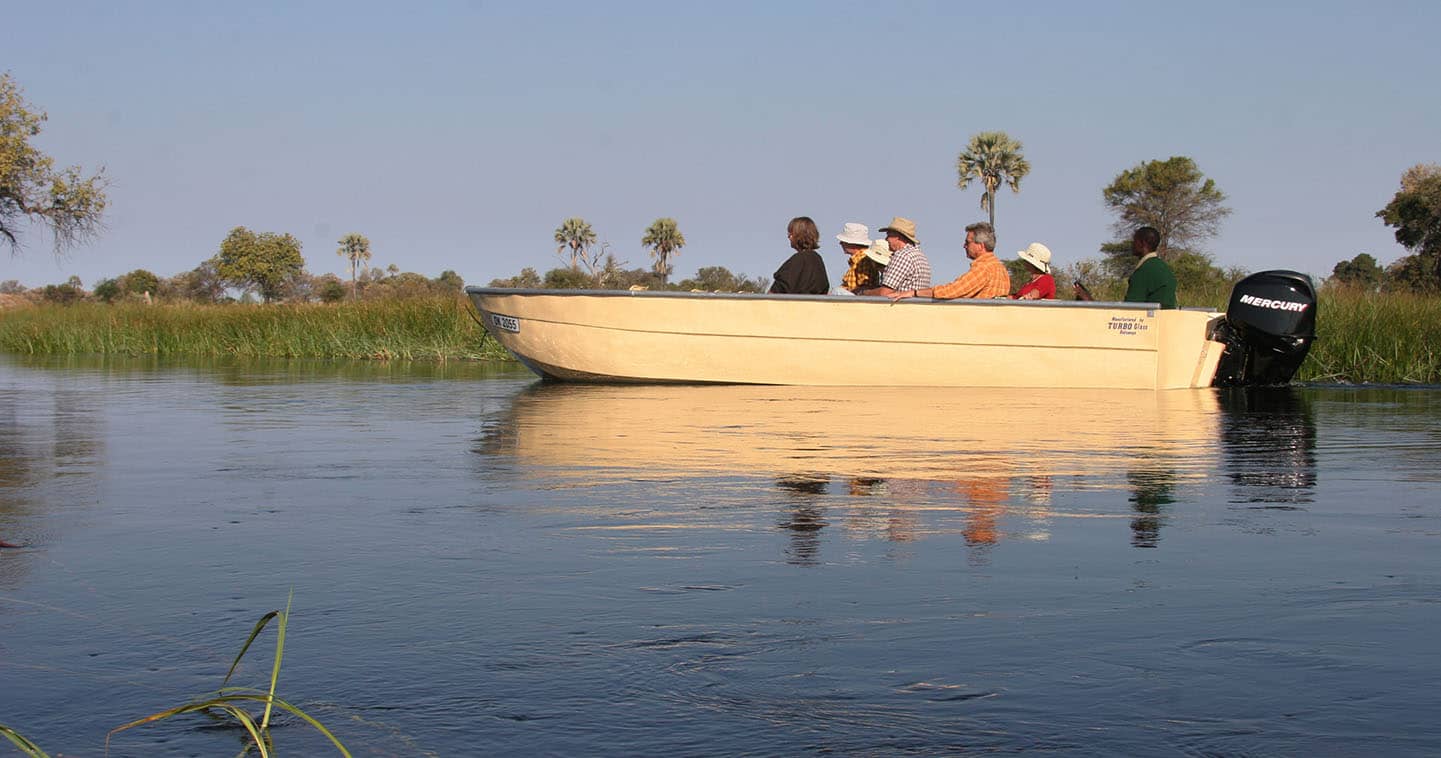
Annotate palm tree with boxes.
[553,217,598,271]
[335,233,372,299]
[642,218,686,286]
[956,131,1031,234]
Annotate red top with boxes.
[1012,273,1056,300]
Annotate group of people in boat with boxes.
[768,216,1176,309]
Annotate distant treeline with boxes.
[0,264,463,307]
[489,262,769,293]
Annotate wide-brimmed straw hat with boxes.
[835,222,870,247]
[878,216,918,245]
[1017,242,1052,273]
[864,239,892,266]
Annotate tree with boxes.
[553,217,597,272]
[40,275,84,304]
[1383,255,1437,294]
[120,268,160,298]
[92,277,122,302]
[1,73,108,258]
[317,274,347,303]
[489,267,542,288]
[216,226,305,302]
[1377,163,1441,288]
[172,257,226,303]
[1100,157,1231,273]
[435,270,464,290]
[543,267,594,289]
[642,218,685,285]
[956,131,1030,234]
[336,233,371,298]
[1331,253,1384,291]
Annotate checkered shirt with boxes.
[879,244,932,291]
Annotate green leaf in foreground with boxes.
[106,591,351,757]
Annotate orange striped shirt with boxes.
[932,252,1010,299]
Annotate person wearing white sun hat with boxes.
[833,222,884,294]
[1011,242,1056,300]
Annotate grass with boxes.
[2,593,349,757]
[0,295,511,361]
[1299,288,1441,384]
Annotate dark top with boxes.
[1124,255,1178,309]
[769,250,830,295]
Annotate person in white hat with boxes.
[834,222,884,294]
[1011,242,1056,300]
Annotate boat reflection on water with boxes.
[477,383,1226,558]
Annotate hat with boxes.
[835,222,870,247]
[1017,242,1052,273]
[864,238,892,266]
[878,216,918,245]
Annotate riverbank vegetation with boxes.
[0,295,508,360]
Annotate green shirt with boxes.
[1124,254,1177,309]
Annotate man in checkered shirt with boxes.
[858,216,931,296]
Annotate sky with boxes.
[3,1,1438,290]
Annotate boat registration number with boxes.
[488,314,520,333]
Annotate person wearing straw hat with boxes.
[833,222,885,294]
[891,221,1008,301]
[769,216,831,294]
[1011,242,1056,300]
[859,216,931,296]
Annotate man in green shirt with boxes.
[1074,226,1177,309]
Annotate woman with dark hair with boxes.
[769,216,830,294]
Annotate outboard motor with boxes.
[1210,270,1317,386]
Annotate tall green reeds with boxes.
[0,296,510,361]
[1299,288,1441,384]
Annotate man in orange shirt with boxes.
[888,221,1009,301]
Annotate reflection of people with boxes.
[770,216,830,294]
[835,222,883,294]
[957,476,1009,547]
[1011,242,1056,300]
[890,221,1009,301]
[859,217,930,296]
[776,475,829,566]
[1127,468,1177,548]
[1074,226,1176,308]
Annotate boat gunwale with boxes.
[464,287,1210,313]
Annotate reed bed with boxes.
[1300,289,1441,384]
[0,296,511,361]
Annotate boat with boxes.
[465,270,1315,389]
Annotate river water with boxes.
[2,355,1439,756]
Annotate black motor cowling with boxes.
[1210,270,1317,386]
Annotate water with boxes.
[2,355,1439,756]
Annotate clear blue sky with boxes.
[4,1,1438,289]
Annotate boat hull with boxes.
[466,289,1226,390]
